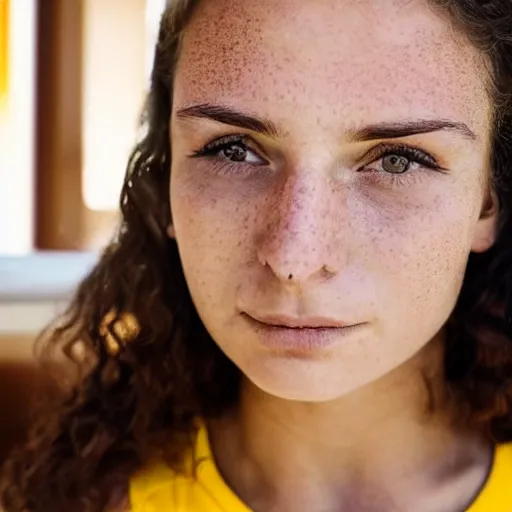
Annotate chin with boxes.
[243,357,366,403]
[257,385,343,403]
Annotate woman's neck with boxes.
[208,335,493,512]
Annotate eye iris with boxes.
[382,154,410,174]
[222,143,247,162]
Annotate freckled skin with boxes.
[169,0,496,402]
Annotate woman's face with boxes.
[170,0,497,401]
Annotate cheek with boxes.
[362,188,479,332]
[170,167,261,298]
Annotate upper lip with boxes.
[245,312,359,329]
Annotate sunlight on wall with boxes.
[0,0,8,103]
[0,0,36,255]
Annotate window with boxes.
[0,0,169,323]
[0,0,167,254]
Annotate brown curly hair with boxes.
[2,0,512,510]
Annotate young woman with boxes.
[3,0,512,510]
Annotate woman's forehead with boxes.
[173,0,491,139]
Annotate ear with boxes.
[471,186,499,253]
[167,224,176,239]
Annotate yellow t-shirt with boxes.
[130,426,512,511]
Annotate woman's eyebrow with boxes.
[176,103,281,137]
[176,103,477,141]
[349,119,477,142]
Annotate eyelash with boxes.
[190,134,444,187]
[359,142,444,188]
[191,135,268,172]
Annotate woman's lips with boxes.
[242,312,368,352]
[247,312,351,329]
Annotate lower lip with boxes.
[243,315,368,352]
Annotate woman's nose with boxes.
[256,173,350,286]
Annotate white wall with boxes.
[82,0,147,212]
[82,0,168,212]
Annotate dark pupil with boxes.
[223,143,247,162]
[382,154,410,174]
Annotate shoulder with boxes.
[128,424,217,511]
[103,463,181,512]
[129,461,181,511]
[495,440,512,463]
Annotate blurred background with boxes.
[0,0,167,462]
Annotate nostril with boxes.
[288,274,293,280]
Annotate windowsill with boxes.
[0,251,98,302]
[0,252,99,334]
